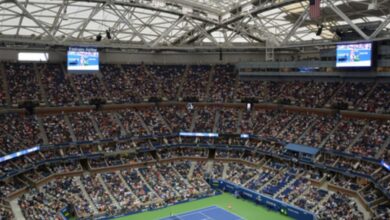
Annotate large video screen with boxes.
[336,42,372,68]
[67,47,99,72]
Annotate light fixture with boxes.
[96,33,102,41]
[106,30,111,39]
[316,24,323,36]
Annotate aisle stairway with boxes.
[96,174,121,209]
[0,62,11,105]
[10,199,25,220]
[74,176,99,214]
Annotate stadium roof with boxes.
[0,0,389,50]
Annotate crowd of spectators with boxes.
[0,113,42,149]
[0,75,6,106]
[246,168,277,192]
[331,175,362,191]
[146,65,185,100]
[276,177,309,203]
[217,108,239,133]
[100,64,138,103]
[360,185,383,205]
[0,201,13,220]
[116,109,149,136]
[121,64,158,99]
[5,63,41,105]
[194,107,216,132]
[181,65,211,100]
[328,82,374,110]
[374,203,390,220]
[19,177,94,219]
[317,192,364,220]
[258,112,295,138]
[158,106,192,132]
[100,172,137,210]
[138,109,171,134]
[225,163,259,185]
[349,120,390,158]
[81,174,117,214]
[93,111,123,138]
[323,119,367,152]
[138,165,179,203]
[358,82,390,114]
[1,63,390,113]
[277,114,317,142]
[41,114,73,145]
[158,148,208,159]
[294,186,328,211]
[209,65,236,102]
[68,112,100,141]
[297,116,339,147]
[38,64,77,106]
[72,74,108,103]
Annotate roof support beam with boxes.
[49,4,65,36]
[13,0,58,42]
[151,15,184,47]
[185,19,218,45]
[109,3,148,45]
[76,3,102,39]
[282,6,309,45]
[326,0,369,40]
[185,0,302,44]
[370,15,390,39]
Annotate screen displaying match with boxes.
[67,47,99,72]
[336,42,372,68]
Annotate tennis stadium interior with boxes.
[0,0,389,220]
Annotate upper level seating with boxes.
[93,111,122,138]
[122,64,157,99]
[73,74,108,102]
[68,112,100,141]
[277,113,317,142]
[5,63,41,104]
[181,65,211,99]
[146,65,185,100]
[297,116,340,147]
[194,106,216,132]
[328,82,374,109]
[258,112,295,137]
[350,120,390,158]
[217,108,239,133]
[41,114,72,144]
[0,72,7,106]
[323,119,367,152]
[0,113,42,148]
[240,110,273,134]
[116,109,148,136]
[290,81,341,108]
[209,65,236,102]
[138,108,171,134]
[101,64,138,103]
[158,106,192,132]
[358,82,390,113]
[0,62,389,113]
[38,63,77,106]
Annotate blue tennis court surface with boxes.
[160,206,243,220]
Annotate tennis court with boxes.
[160,206,243,220]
